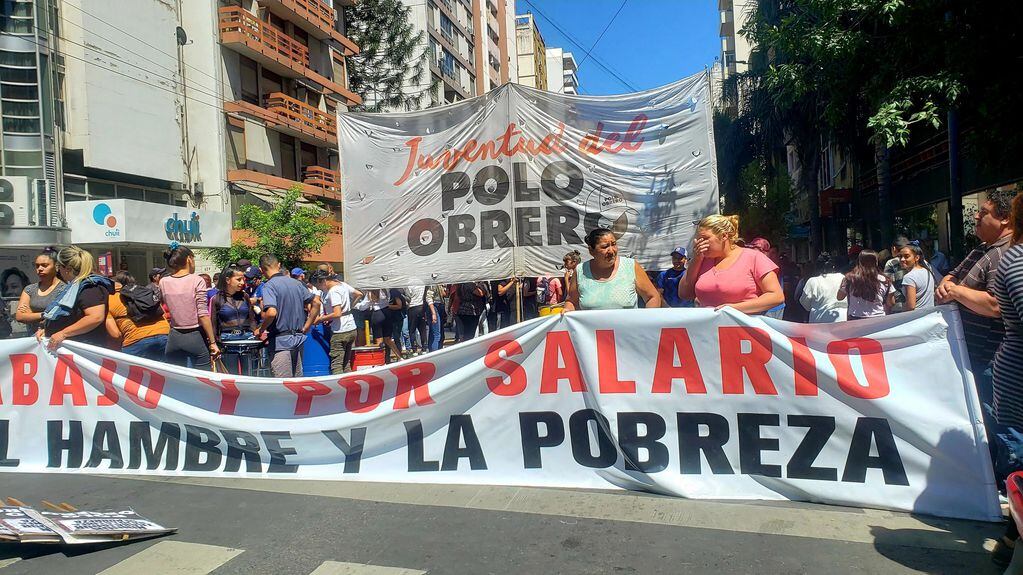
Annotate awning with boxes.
[230,181,328,215]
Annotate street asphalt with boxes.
[0,473,1007,574]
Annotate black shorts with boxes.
[369,309,389,340]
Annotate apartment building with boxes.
[473,0,516,94]
[544,47,577,95]
[0,0,358,292]
[0,0,64,253]
[219,0,361,268]
[718,0,754,83]
[514,13,545,91]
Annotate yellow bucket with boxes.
[539,304,565,316]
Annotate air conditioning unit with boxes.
[0,176,29,227]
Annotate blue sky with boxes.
[517,0,720,95]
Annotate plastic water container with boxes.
[302,323,331,376]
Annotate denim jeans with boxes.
[122,334,168,362]
[428,306,445,351]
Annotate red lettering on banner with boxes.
[790,337,819,396]
[392,362,436,409]
[124,366,166,409]
[651,328,706,394]
[540,331,586,394]
[97,359,120,406]
[284,381,332,416]
[596,330,635,393]
[197,377,240,415]
[339,375,385,413]
[50,354,87,406]
[484,339,526,396]
[827,338,890,399]
[580,115,648,156]
[719,327,777,395]
[393,122,569,186]
[9,353,37,405]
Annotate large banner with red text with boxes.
[337,72,718,287]
[0,307,999,521]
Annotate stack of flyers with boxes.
[0,506,174,545]
[0,508,60,543]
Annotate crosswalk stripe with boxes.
[309,562,427,575]
[96,540,243,575]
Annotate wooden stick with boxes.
[5,497,26,507]
[60,502,78,512]
[41,500,64,512]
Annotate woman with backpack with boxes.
[837,250,893,320]
[159,243,219,369]
[107,271,170,361]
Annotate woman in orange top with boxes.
[107,271,170,362]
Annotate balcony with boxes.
[260,0,359,55]
[219,6,362,106]
[228,168,342,201]
[719,10,734,37]
[303,165,340,195]
[224,92,337,149]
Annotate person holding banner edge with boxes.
[679,215,784,314]
[564,228,662,310]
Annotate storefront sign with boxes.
[66,200,230,248]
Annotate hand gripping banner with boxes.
[0,307,999,522]
[337,72,718,288]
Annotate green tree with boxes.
[207,187,331,270]
[728,0,1023,252]
[345,0,429,111]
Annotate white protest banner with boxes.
[0,307,999,522]
[338,72,718,287]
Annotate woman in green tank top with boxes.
[565,228,663,310]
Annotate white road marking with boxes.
[112,476,1001,554]
[0,558,20,570]
[308,561,427,575]
[96,540,242,575]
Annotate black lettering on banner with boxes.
[513,162,539,202]
[842,417,909,486]
[183,425,223,472]
[404,420,439,472]
[546,206,583,246]
[617,412,668,473]
[519,411,565,469]
[448,214,477,253]
[480,210,514,250]
[677,413,733,475]
[441,415,487,471]
[541,161,584,202]
[569,409,617,469]
[85,421,124,469]
[322,428,366,474]
[738,413,782,478]
[222,430,263,473]
[441,172,471,211]
[261,431,299,473]
[128,422,181,470]
[472,165,509,206]
[408,218,444,257]
[515,207,542,247]
[47,420,83,468]
[786,415,838,481]
[0,420,20,467]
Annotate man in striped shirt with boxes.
[937,189,1016,407]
